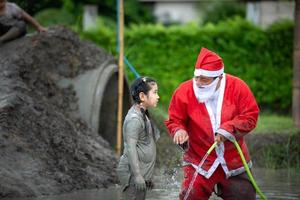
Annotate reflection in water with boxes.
[4,168,300,200]
[253,168,300,200]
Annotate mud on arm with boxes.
[124,117,146,190]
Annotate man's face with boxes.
[0,0,6,9]
[194,75,217,88]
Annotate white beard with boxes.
[193,77,219,103]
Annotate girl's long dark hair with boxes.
[130,76,157,120]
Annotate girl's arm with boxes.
[124,117,146,190]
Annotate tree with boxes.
[202,1,246,24]
[12,0,153,24]
[12,0,62,15]
[293,0,300,127]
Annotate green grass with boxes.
[253,114,300,134]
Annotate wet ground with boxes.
[4,168,300,200]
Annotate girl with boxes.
[117,76,160,200]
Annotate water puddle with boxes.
[4,168,300,200]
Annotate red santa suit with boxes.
[165,48,259,199]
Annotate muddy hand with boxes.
[134,174,146,190]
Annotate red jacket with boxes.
[165,74,259,178]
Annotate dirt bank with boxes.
[0,26,119,198]
[246,133,300,169]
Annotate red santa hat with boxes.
[194,47,224,77]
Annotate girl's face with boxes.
[140,83,159,108]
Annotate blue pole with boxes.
[116,0,140,79]
[124,56,140,78]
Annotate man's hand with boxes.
[173,129,189,144]
[215,133,226,145]
[134,174,146,190]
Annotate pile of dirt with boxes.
[0,26,119,198]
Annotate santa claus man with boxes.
[165,47,259,200]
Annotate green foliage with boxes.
[97,0,154,24]
[62,0,75,13]
[202,1,246,24]
[80,16,117,55]
[123,0,154,24]
[12,0,153,24]
[81,17,294,112]
[69,0,154,24]
[34,8,76,27]
[11,0,62,15]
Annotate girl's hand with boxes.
[134,174,146,190]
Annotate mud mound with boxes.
[0,26,118,198]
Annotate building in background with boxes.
[139,0,294,27]
[247,1,294,28]
[139,0,202,24]
[83,5,98,31]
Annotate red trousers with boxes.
[180,165,256,200]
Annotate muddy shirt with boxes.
[117,106,160,187]
[0,3,23,19]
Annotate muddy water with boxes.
[4,168,300,200]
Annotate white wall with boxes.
[153,2,200,24]
[83,5,98,31]
[247,1,294,28]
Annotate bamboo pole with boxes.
[117,0,124,154]
[293,0,300,127]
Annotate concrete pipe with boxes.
[59,59,131,149]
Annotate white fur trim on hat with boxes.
[194,67,224,77]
